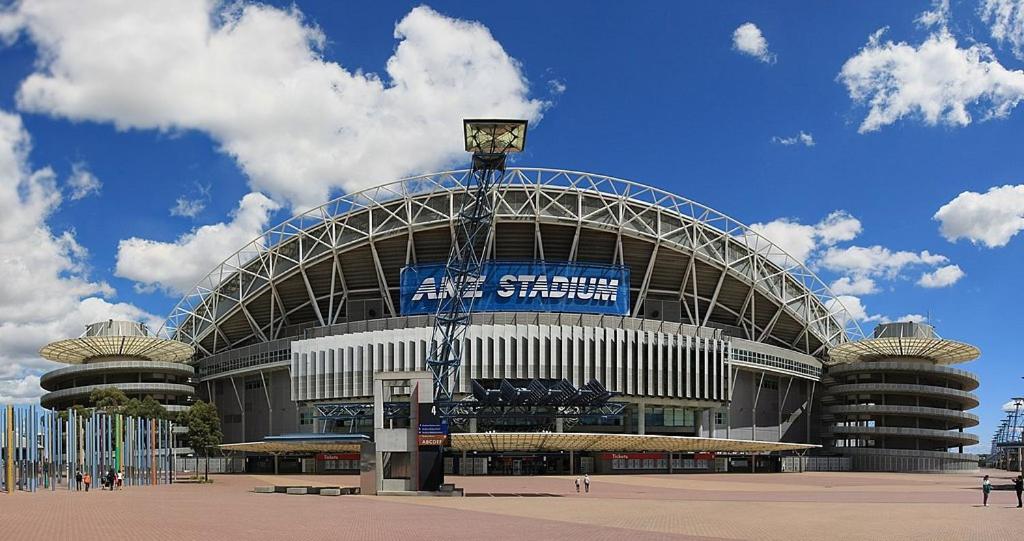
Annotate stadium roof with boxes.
[165,168,862,359]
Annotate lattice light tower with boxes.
[427,119,527,402]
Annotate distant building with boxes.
[822,322,980,472]
[39,320,196,414]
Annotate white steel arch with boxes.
[162,168,864,358]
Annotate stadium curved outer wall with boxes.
[165,168,911,470]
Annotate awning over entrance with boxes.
[220,432,816,454]
[220,433,367,454]
[450,433,817,453]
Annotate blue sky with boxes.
[1,0,1022,451]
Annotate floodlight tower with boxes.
[427,119,527,403]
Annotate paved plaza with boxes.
[2,470,1024,540]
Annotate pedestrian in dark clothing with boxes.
[75,471,82,490]
[982,475,992,507]
[1015,475,1023,508]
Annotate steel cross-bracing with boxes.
[427,153,507,402]
[163,168,864,360]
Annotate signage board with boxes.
[417,434,448,447]
[598,452,667,460]
[400,261,630,316]
[316,453,361,461]
[418,423,449,435]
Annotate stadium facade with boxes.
[42,168,982,474]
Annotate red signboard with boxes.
[417,434,448,447]
[598,452,667,460]
[316,453,360,461]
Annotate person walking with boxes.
[574,476,580,493]
[75,471,82,491]
[1014,475,1023,508]
[83,472,91,492]
[584,473,591,493]
[982,475,992,507]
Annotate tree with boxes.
[181,400,222,481]
[90,387,128,413]
[123,396,169,420]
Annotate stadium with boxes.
[43,167,980,475]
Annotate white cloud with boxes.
[917,264,965,288]
[732,22,775,64]
[115,192,280,295]
[67,161,101,200]
[934,184,1024,247]
[819,245,948,279]
[830,276,879,295]
[1,2,546,210]
[981,0,1024,60]
[917,0,950,28]
[771,131,815,147]
[749,210,861,263]
[0,109,161,404]
[839,27,1024,133]
[826,295,884,325]
[170,196,206,218]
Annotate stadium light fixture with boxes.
[463,119,528,154]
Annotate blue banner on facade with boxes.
[400,261,630,316]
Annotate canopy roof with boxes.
[39,335,195,364]
[827,336,980,365]
[220,432,817,454]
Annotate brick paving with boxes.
[1,469,1023,540]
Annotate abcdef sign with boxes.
[399,262,630,316]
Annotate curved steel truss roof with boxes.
[163,168,863,358]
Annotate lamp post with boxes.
[427,119,527,403]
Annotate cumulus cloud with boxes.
[0,2,546,210]
[115,192,280,295]
[830,276,879,295]
[825,295,883,325]
[0,109,160,403]
[771,131,815,147]
[749,210,861,263]
[934,184,1024,247]
[67,161,101,200]
[917,264,965,288]
[819,245,948,279]
[981,0,1024,60]
[732,22,775,64]
[839,26,1024,133]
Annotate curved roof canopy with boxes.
[827,336,980,365]
[40,335,195,364]
[165,168,862,359]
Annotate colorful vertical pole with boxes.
[5,405,12,493]
[115,414,122,473]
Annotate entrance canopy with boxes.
[220,432,816,455]
[451,433,817,453]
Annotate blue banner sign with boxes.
[400,261,630,316]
